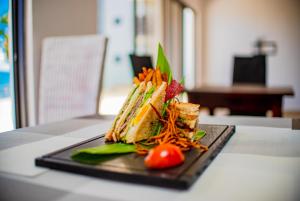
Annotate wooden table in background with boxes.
[186,85,294,117]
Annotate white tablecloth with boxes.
[0,118,299,201]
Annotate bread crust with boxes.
[105,83,146,141]
[125,82,167,143]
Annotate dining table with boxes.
[0,115,299,201]
[186,85,294,117]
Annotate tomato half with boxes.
[144,144,185,169]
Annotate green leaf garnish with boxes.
[72,143,136,156]
[152,99,172,136]
[162,99,171,115]
[156,43,172,84]
[151,120,162,136]
[192,130,206,141]
[72,153,121,165]
[179,77,185,85]
[71,143,136,165]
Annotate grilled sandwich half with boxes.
[105,81,167,143]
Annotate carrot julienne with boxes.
[136,101,208,154]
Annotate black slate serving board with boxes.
[35,124,235,190]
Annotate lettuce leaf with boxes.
[152,99,171,136]
[151,120,162,136]
[142,86,155,104]
[156,43,172,84]
[192,130,206,142]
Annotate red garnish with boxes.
[144,144,185,169]
[165,80,184,102]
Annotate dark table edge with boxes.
[292,118,300,130]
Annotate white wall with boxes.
[26,0,98,125]
[202,0,300,111]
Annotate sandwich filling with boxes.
[124,82,166,143]
[171,102,200,139]
[117,82,154,138]
[105,81,165,143]
[105,83,144,141]
[174,103,200,130]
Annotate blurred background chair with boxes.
[231,54,267,115]
[233,54,266,86]
[38,35,108,124]
[129,54,153,77]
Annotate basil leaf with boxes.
[156,43,172,84]
[72,143,136,156]
[192,130,206,141]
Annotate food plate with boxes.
[35,124,235,190]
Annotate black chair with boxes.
[231,54,267,116]
[233,54,266,86]
[129,54,153,77]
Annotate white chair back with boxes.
[39,35,107,124]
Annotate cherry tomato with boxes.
[144,144,185,169]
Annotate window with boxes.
[0,0,15,132]
[97,0,196,114]
[183,7,196,89]
[98,0,159,115]
[98,0,135,114]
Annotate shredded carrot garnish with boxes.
[136,102,208,154]
[135,143,149,155]
[133,68,207,154]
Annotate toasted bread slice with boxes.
[174,102,200,129]
[174,102,200,114]
[118,82,154,139]
[105,84,138,141]
[124,82,167,143]
[105,82,146,142]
